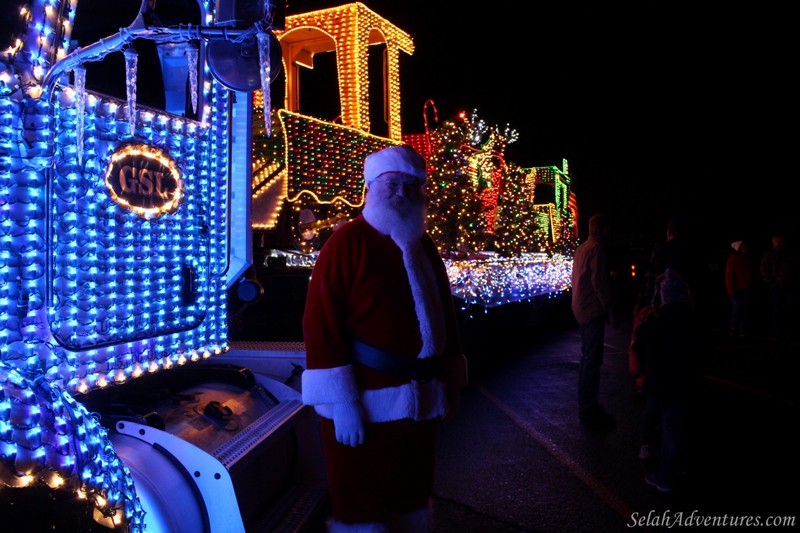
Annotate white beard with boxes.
[362,186,445,359]
[362,186,427,245]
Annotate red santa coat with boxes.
[302,215,466,419]
[301,215,467,524]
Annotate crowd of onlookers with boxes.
[723,228,799,341]
[572,213,799,494]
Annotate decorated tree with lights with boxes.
[492,163,540,256]
[425,111,519,255]
[424,115,483,254]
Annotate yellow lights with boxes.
[92,508,119,529]
[104,144,184,218]
[277,2,414,141]
[293,48,315,69]
[43,472,65,488]
[27,84,42,98]
[279,109,396,207]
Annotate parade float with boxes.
[239,3,577,343]
[1,1,577,530]
[0,1,325,531]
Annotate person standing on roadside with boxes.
[634,215,700,315]
[760,230,800,342]
[725,239,757,337]
[571,213,616,431]
[631,268,701,493]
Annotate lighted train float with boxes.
[0,0,325,531]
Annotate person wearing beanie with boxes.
[634,215,704,316]
[631,267,701,493]
[302,144,468,532]
[725,239,756,337]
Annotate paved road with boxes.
[430,297,799,532]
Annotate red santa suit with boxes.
[302,214,468,529]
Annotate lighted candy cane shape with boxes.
[423,99,439,156]
[74,65,86,165]
[124,47,138,137]
[186,44,198,114]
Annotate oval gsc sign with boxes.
[105,144,184,217]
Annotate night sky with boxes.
[288,1,797,252]
[1,1,795,252]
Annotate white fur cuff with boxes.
[301,365,359,406]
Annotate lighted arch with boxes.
[276,2,414,142]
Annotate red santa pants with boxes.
[320,417,438,524]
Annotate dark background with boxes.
[2,1,795,252]
[287,1,797,252]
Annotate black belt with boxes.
[350,339,444,381]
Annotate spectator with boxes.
[725,240,757,337]
[571,213,616,431]
[631,268,701,493]
[760,230,800,342]
[301,145,468,532]
[634,215,703,316]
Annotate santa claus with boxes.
[301,145,468,532]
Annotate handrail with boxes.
[41,13,264,96]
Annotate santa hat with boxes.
[364,145,427,185]
[658,267,690,305]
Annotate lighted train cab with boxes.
[0,1,325,531]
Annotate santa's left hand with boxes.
[332,400,365,447]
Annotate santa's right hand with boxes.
[332,400,365,447]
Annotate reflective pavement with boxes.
[430,297,799,532]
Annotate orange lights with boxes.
[276,2,414,141]
[104,144,184,218]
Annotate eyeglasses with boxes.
[376,177,423,193]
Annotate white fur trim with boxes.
[328,518,388,533]
[314,380,448,422]
[394,238,446,359]
[363,145,426,185]
[301,365,359,406]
